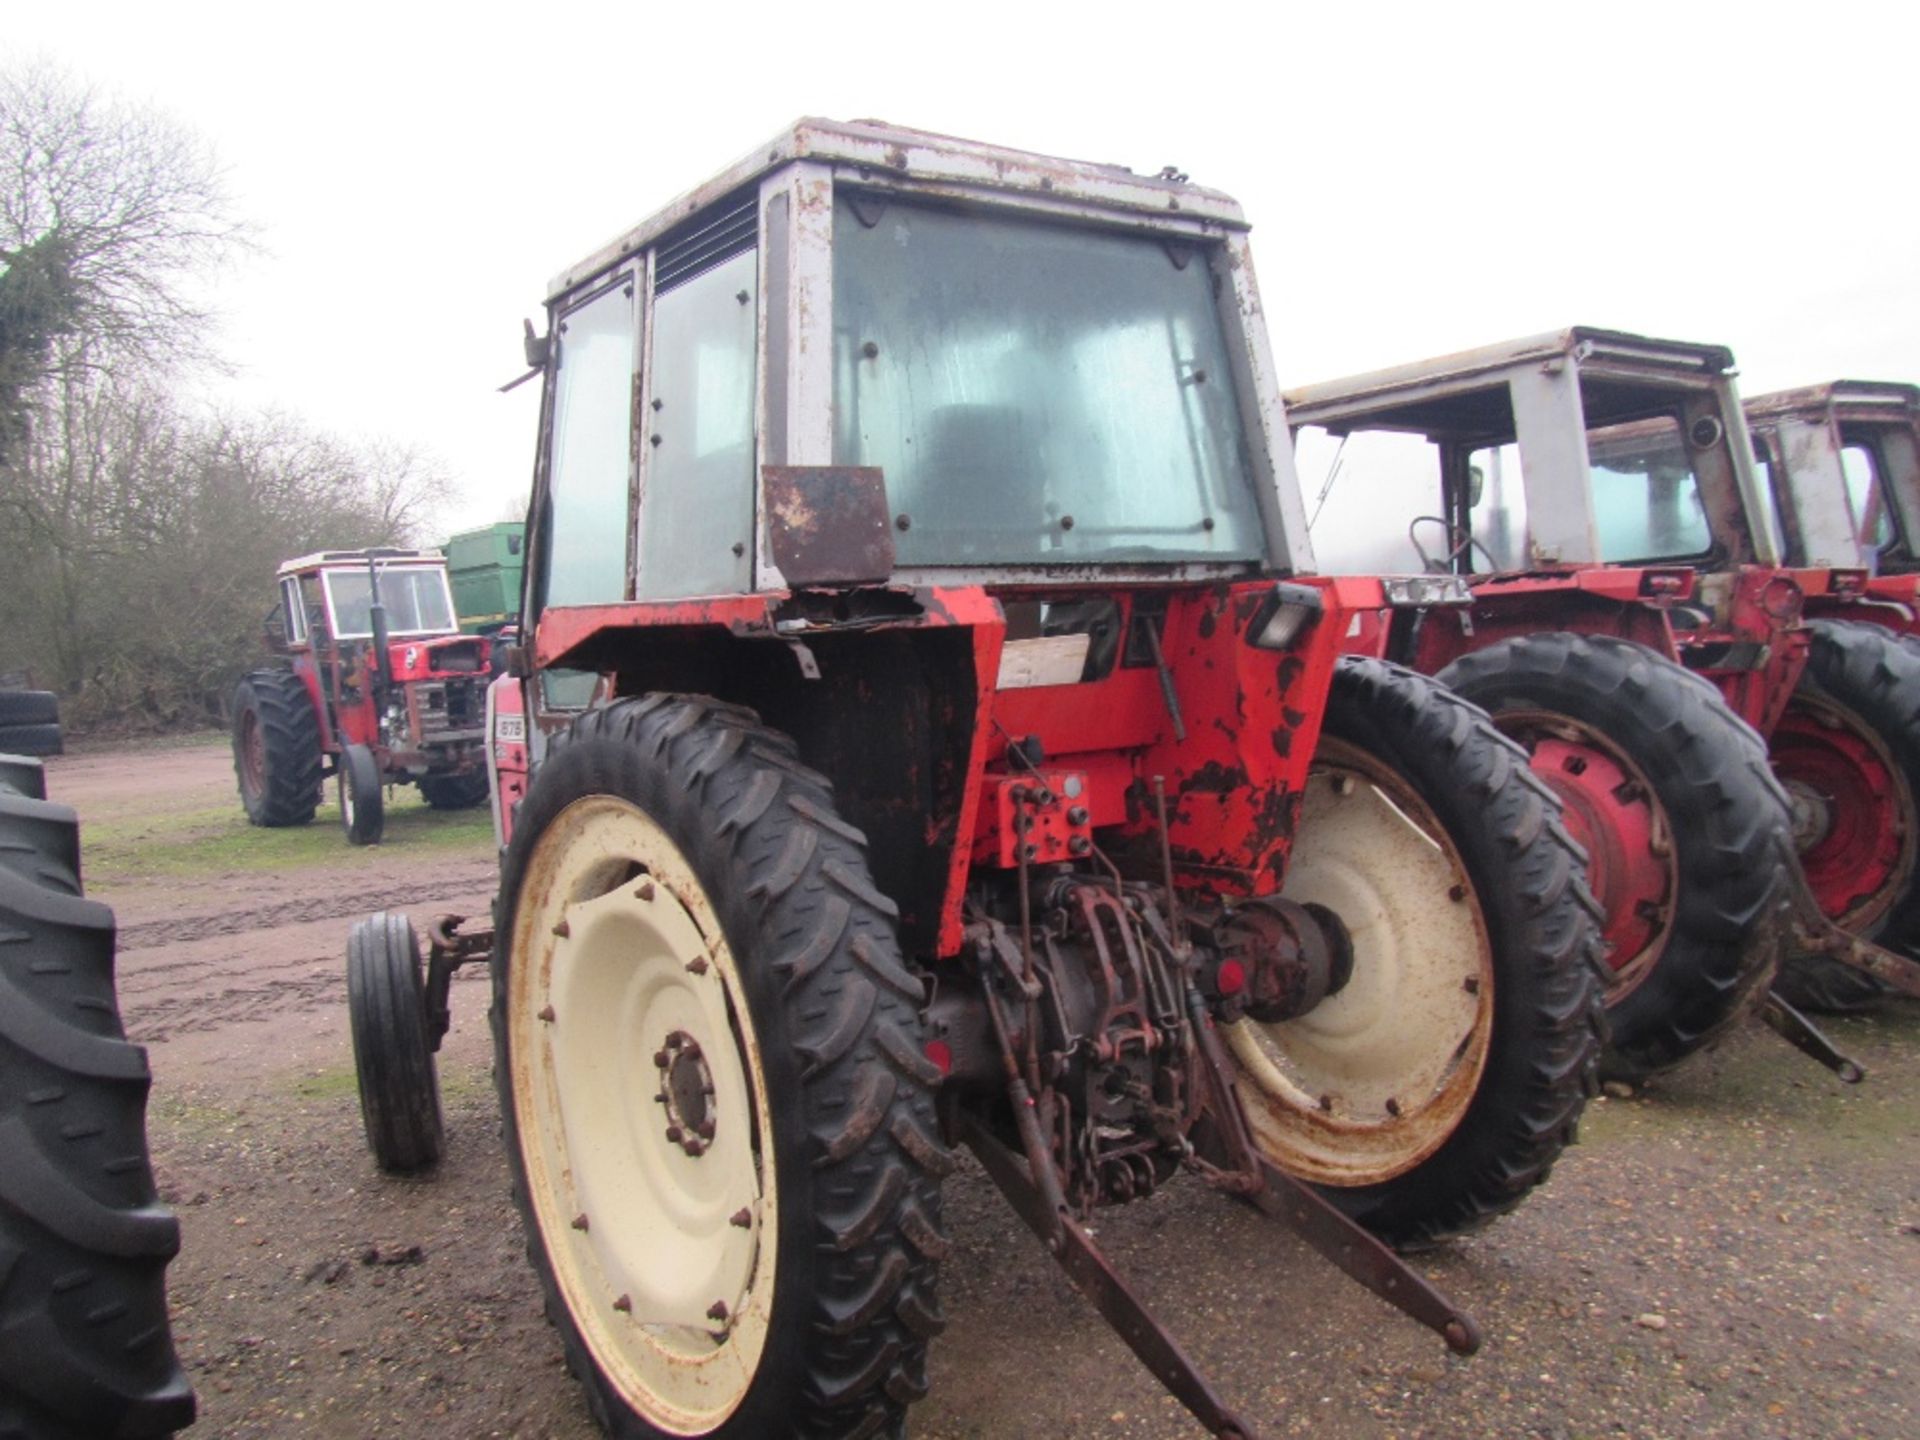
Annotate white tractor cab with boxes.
[1745,381,1920,605]
[1287,326,1920,1078]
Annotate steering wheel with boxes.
[1409,515,1499,575]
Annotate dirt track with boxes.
[50,737,1920,1439]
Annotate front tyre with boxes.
[417,771,490,811]
[1227,657,1605,1248]
[339,744,385,847]
[491,696,948,1439]
[347,913,444,1174]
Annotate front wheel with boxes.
[1227,657,1605,1248]
[417,771,490,811]
[339,744,385,846]
[492,695,948,1439]
[347,913,444,1173]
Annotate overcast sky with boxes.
[10,1,1916,536]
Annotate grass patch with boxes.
[83,785,492,881]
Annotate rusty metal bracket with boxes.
[959,1114,1264,1440]
[424,912,494,1052]
[1759,989,1866,1083]
[1242,1158,1481,1355]
[1784,868,1920,999]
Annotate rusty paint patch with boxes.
[762,466,895,588]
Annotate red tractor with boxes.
[1743,381,1920,1007]
[1287,329,1920,1081]
[342,121,1605,1439]
[232,549,491,846]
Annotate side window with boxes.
[545,279,637,608]
[1298,426,1444,574]
[1586,415,1711,561]
[638,248,757,599]
[299,575,328,640]
[1468,443,1529,571]
[1841,443,1896,553]
[281,578,307,644]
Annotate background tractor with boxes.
[1288,329,1920,1079]
[231,549,490,846]
[342,120,1604,1440]
[1743,380,1920,1008]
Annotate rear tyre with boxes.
[1770,620,1920,1011]
[417,771,489,811]
[231,669,322,827]
[492,695,947,1439]
[339,744,385,847]
[1227,657,1605,1248]
[0,758,196,1438]
[1438,633,1787,1081]
[347,913,444,1173]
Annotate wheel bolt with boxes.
[666,1125,683,1144]
[538,1005,556,1023]
[730,1208,752,1228]
[654,1049,670,1068]
[636,880,656,901]
[686,957,709,975]
[552,919,571,938]
[613,1294,632,1313]
[697,1119,716,1140]
[571,1212,590,1232]
[707,1300,729,1322]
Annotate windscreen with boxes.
[1586,415,1711,562]
[832,195,1266,566]
[324,567,457,637]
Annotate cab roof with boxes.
[1285,326,1737,424]
[1744,380,1920,423]
[276,548,446,578]
[549,116,1247,302]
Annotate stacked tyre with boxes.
[0,753,194,1437]
[0,690,62,758]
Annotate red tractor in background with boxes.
[341,120,1607,1440]
[1287,329,1920,1081]
[1744,380,1920,1007]
[232,549,491,846]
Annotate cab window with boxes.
[544,279,637,608]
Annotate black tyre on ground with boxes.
[1438,633,1787,1082]
[1770,620,1920,1011]
[347,913,444,1173]
[492,695,948,1440]
[0,723,62,758]
[0,758,195,1438]
[231,669,323,827]
[339,744,385,847]
[0,690,58,727]
[1231,657,1605,1248]
[416,771,489,811]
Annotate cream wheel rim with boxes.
[508,795,775,1433]
[1227,739,1494,1186]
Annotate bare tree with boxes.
[0,61,246,382]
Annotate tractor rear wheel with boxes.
[417,771,489,810]
[492,695,947,1439]
[1770,620,1920,1011]
[0,757,196,1438]
[339,744,385,846]
[231,669,323,827]
[347,913,444,1173]
[1438,633,1787,1081]
[1227,657,1604,1248]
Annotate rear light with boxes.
[1249,581,1324,650]
[1638,570,1693,599]
[1380,575,1472,608]
[924,1040,953,1078]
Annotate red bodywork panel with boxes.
[528,579,1352,960]
[1344,564,1812,738]
[288,632,490,763]
[1800,569,1920,640]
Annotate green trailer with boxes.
[443,521,524,632]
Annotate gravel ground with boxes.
[53,740,1920,1438]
